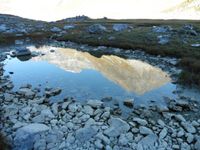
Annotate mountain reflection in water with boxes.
[29,46,171,95]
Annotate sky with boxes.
[0,0,199,21]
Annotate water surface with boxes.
[4,45,178,107]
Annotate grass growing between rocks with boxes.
[55,19,200,86]
[0,32,52,45]
[0,35,6,44]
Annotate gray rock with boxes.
[181,142,191,150]
[50,49,55,53]
[182,24,198,36]
[62,101,71,109]
[32,115,45,123]
[139,126,154,135]
[113,24,129,31]
[83,105,94,116]
[183,24,194,30]
[133,117,148,126]
[46,134,58,143]
[108,36,115,41]
[0,24,7,32]
[63,25,75,30]
[50,27,61,33]
[66,133,75,144]
[172,145,180,149]
[118,134,129,146]
[59,141,66,149]
[14,123,49,150]
[104,117,130,137]
[157,119,165,127]
[192,121,200,127]
[51,103,58,115]
[4,104,18,116]
[181,122,196,133]
[15,40,24,45]
[85,118,96,127]
[75,126,97,143]
[159,128,168,139]
[195,136,200,150]
[68,103,79,112]
[88,24,107,34]
[34,139,46,150]
[137,134,158,150]
[87,100,103,108]
[96,132,110,145]
[101,111,110,120]
[41,109,55,119]
[174,114,186,122]
[94,139,103,149]
[105,145,112,150]
[12,48,31,57]
[186,133,194,144]
[32,97,45,104]
[18,88,35,99]
[156,105,169,112]
[66,122,74,130]
[191,44,200,47]
[177,129,185,138]
[152,26,172,33]
[157,35,170,45]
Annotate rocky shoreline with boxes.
[0,44,200,150]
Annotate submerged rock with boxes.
[123,99,134,108]
[17,88,35,99]
[45,88,62,97]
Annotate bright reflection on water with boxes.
[4,46,177,106]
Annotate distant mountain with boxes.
[164,0,200,12]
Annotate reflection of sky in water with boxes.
[3,46,178,107]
